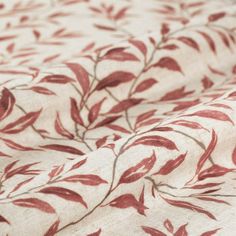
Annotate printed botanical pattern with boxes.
[0,0,236,235]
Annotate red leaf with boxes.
[172,99,199,112]
[0,88,15,121]
[94,24,116,31]
[40,75,74,84]
[128,135,178,150]
[108,98,142,113]
[162,197,216,220]
[134,78,157,93]
[0,110,41,134]
[55,112,74,139]
[164,219,173,233]
[186,110,234,125]
[102,48,139,61]
[114,7,129,20]
[208,12,225,22]
[154,153,186,175]
[108,194,148,215]
[161,44,179,50]
[0,35,16,41]
[94,115,121,128]
[136,110,156,125]
[96,136,108,148]
[195,130,217,174]
[142,226,167,236]
[0,215,10,224]
[200,228,220,236]
[171,119,207,130]
[119,151,156,184]
[66,63,90,94]
[87,229,101,236]
[174,224,188,236]
[160,87,193,101]
[177,36,200,51]
[44,220,60,236]
[2,138,40,151]
[88,98,105,123]
[62,174,107,185]
[233,146,236,165]
[39,187,87,207]
[106,124,130,134]
[197,31,216,54]
[198,164,233,181]
[202,76,213,89]
[13,198,55,213]
[30,86,55,95]
[153,57,183,74]
[70,98,84,126]
[96,71,135,90]
[129,39,147,56]
[41,144,84,155]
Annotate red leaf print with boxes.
[41,144,84,155]
[30,86,55,95]
[198,165,233,181]
[94,24,116,31]
[2,138,41,151]
[136,110,156,125]
[161,44,179,50]
[62,174,107,185]
[171,120,207,131]
[107,124,131,134]
[186,110,234,125]
[161,23,170,35]
[128,135,178,150]
[197,31,216,54]
[160,87,193,101]
[200,228,220,236]
[0,88,15,121]
[88,98,105,123]
[40,74,74,84]
[70,98,84,126]
[138,186,145,215]
[114,7,129,20]
[162,197,216,219]
[107,194,148,215]
[232,146,236,165]
[153,57,183,74]
[109,98,143,113]
[177,36,200,51]
[202,76,213,89]
[0,110,41,134]
[96,136,108,148]
[195,130,217,175]
[39,187,87,207]
[208,12,225,22]
[134,78,157,93]
[174,224,188,236]
[55,112,74,139]
[95,71,135,90]
[94,115,121,128]
[66,63,90,94]
[118,151,156,184]
[44,220,60,236]
[102,48,139,61]
[13,198,55,213]
[154,153,186,175]
[0,215,10,225]
[87,228,101,236]
[129,39,147,56]
[164,219,173,233]
[142,226,167,236]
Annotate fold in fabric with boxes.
[0,0,236,235]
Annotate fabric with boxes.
[0,0,236,235]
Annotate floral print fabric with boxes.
[0,0,236,235]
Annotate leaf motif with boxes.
[119,151,156,184]
[136,110,156,125]
[127,135,178,150]
[13,198,55,213]
[134,78,157,93]
[41,144,84,155]
[129,39,147,56]
[95,71,135,90]
[40,75,74,84]
[232,146,236,165]
[153,57,183,74]
[200,228,220,236]
[164,219,173,233]
[162,197,216,220]
[44,220,60,236]
[106,124,131,134]
[154,153,186,175]
[197,31,216,54]
[94,24,116,31]
[94,115,121,128]
[55,112,74,139]
[174,224,188,236]
[66,63,90,94]
[2,138,41,151]
[177,36,200,51]
[87,229,102,236]
[70,98,84,126]
[160,87,193,101]
[30,86,55,95]
[186,110,234,125]
[108,98,143,113]
[88,98,105,123]
[171,119,207,131]
[39,187,87,207]
[208,12,225,22]
[142,226,167,236]
[0,110,41,134]
[62,174,107,185]
[102,48,139,61]
[0,88,15,121]
[0,215,10,224]
[198,165,233,181]
[202,76,213,89]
